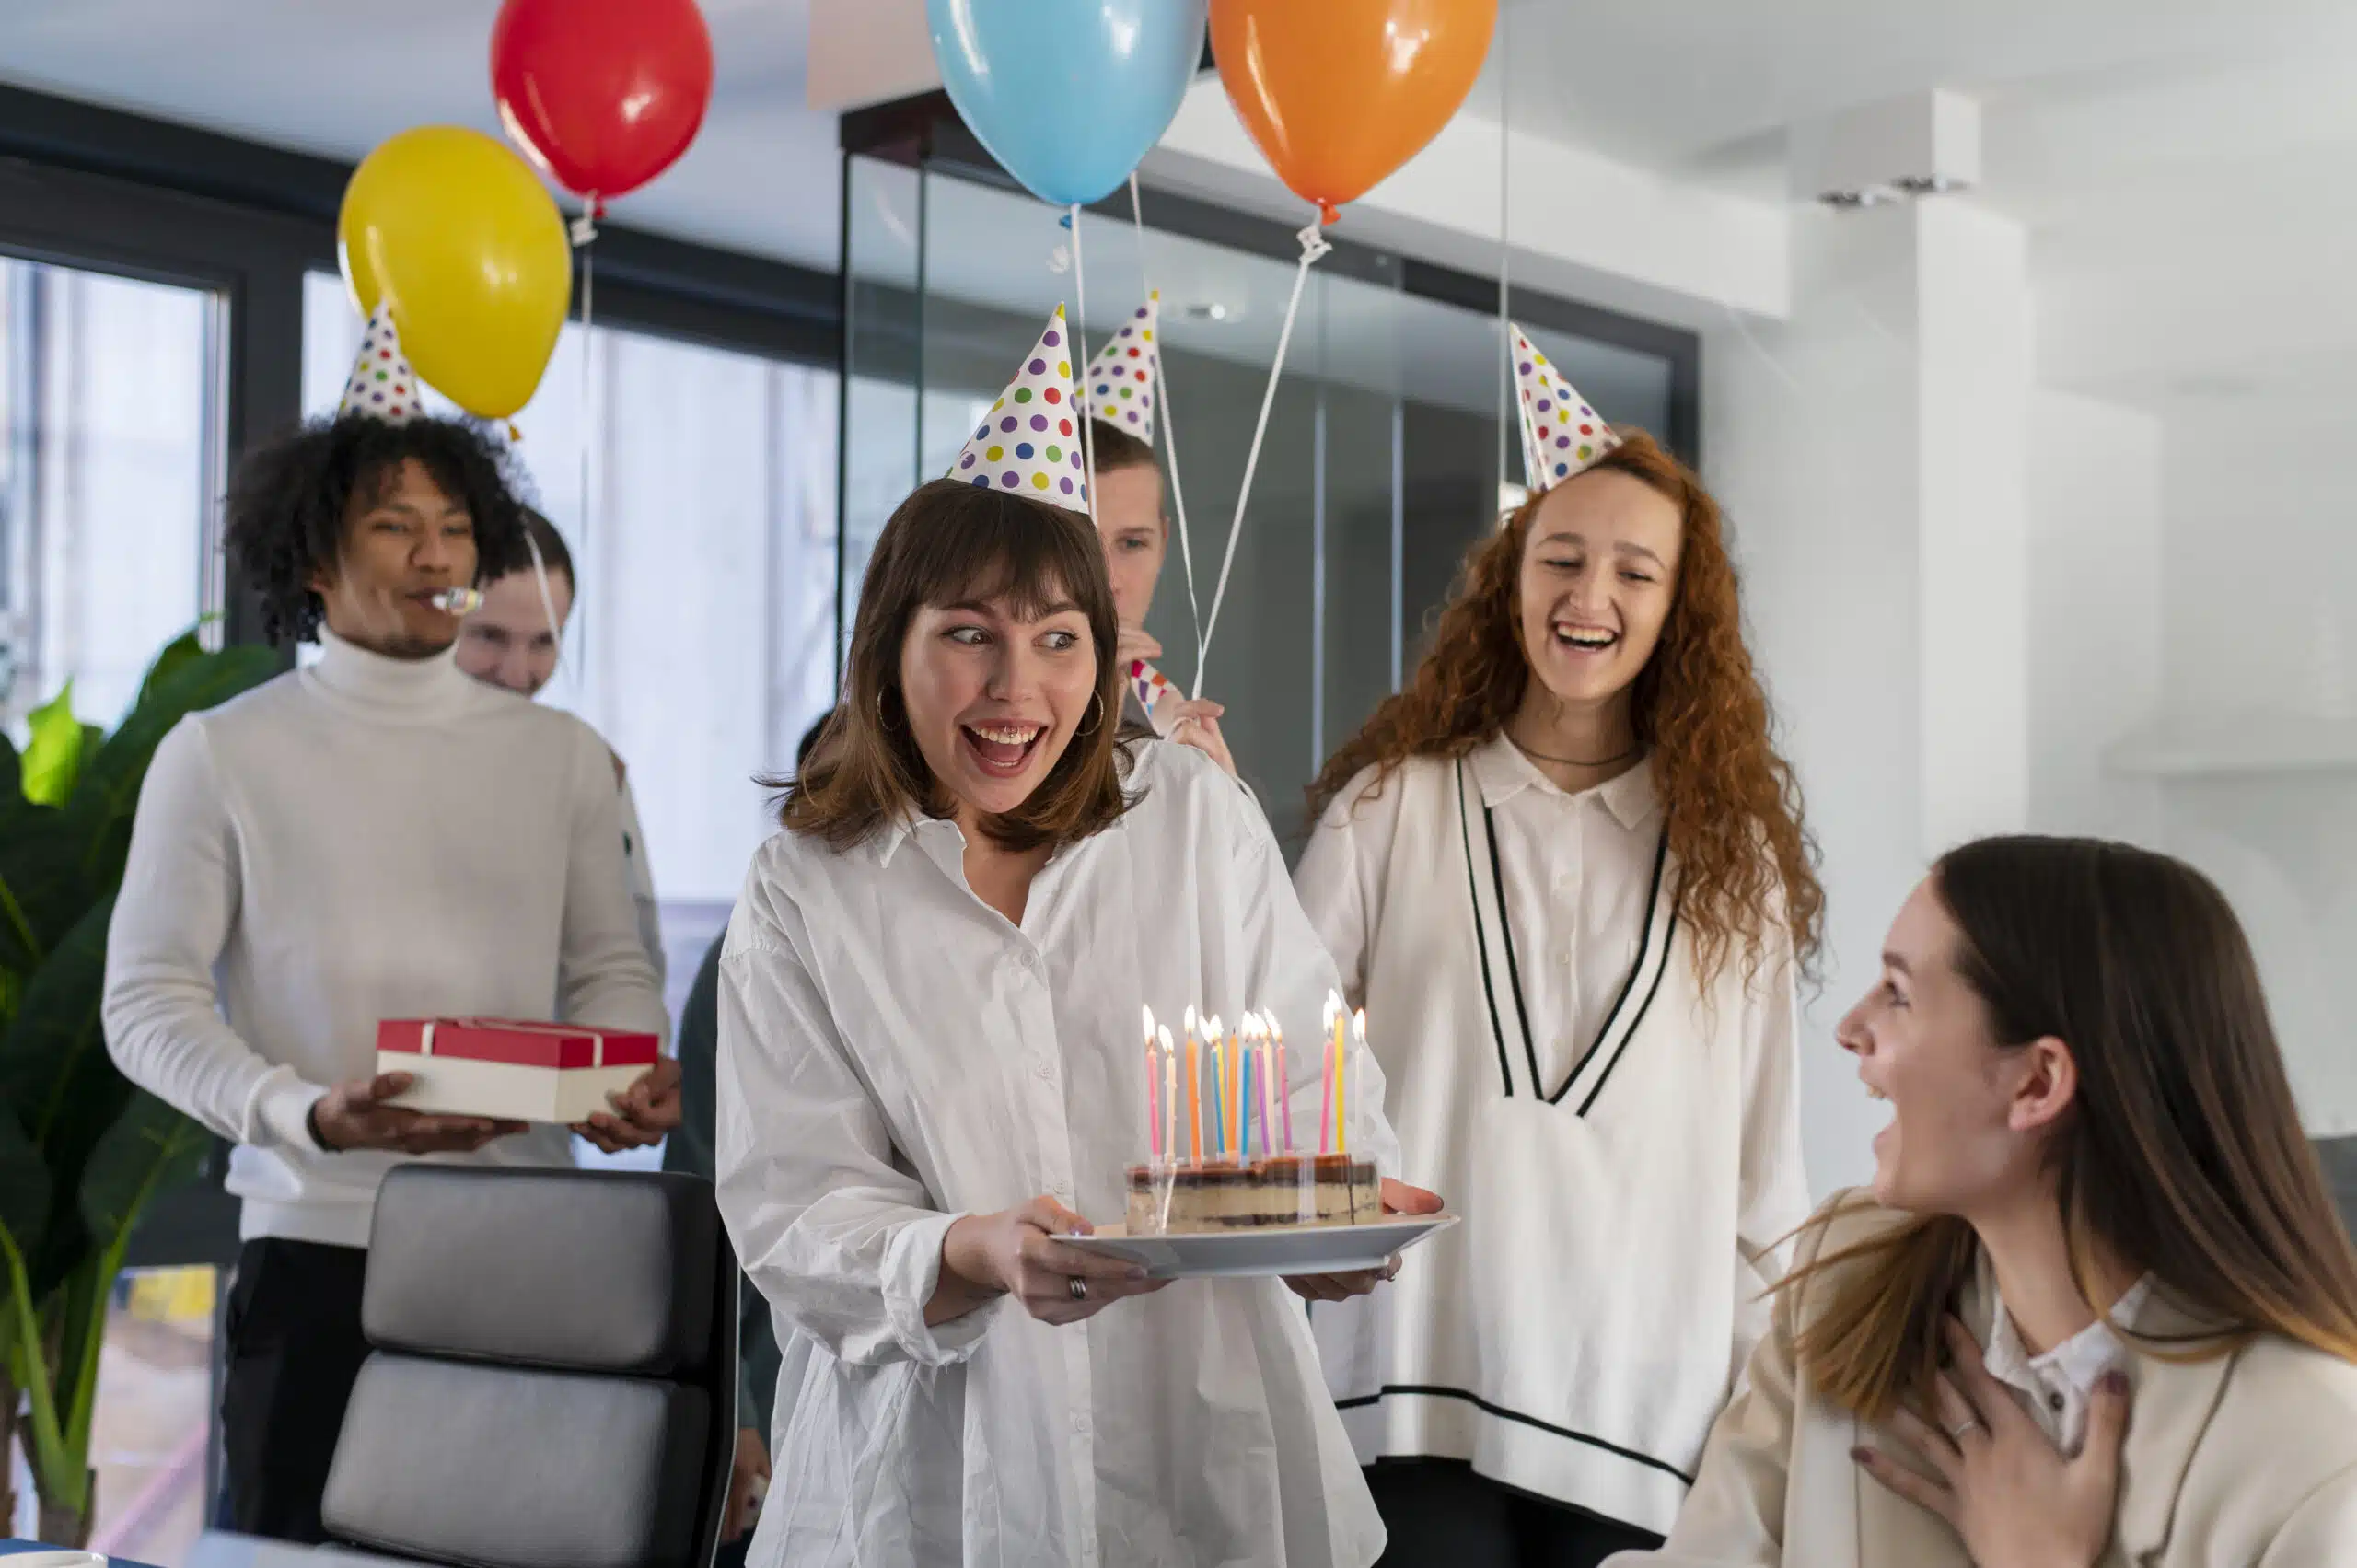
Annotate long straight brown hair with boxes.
[780,478,1132,853]
[1786,836,2357,1419]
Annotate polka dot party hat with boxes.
[338,301,423,426]
[1083,292,1159,444]
[1512,322,1620,494]
[951,306,1088,509]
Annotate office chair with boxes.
[321,1166,737,1568]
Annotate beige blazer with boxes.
[1606,1197,2357,1567]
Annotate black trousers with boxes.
[1369,1459,1665,1568]
[215,1237,373,1545]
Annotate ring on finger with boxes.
[1068,1277,1088,1302]
[1945,1416,1981,1442]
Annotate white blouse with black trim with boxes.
[1294,736,1810,1537]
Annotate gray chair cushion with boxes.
[364,1166,718,1376]
[321,1355,710,1568]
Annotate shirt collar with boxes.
[1984,1272,2154,1398]
[1469,731,1657,830]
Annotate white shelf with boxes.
[2103,714,2357,779]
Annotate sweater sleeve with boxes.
[559,735,669,1044]
[616,772,668,987]
[102,719,324,1149]
[1291,765,1395,1010]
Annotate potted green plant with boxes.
[0,625,278,1544]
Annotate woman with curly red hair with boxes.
[1296,337,1822,1567]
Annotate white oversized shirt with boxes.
[714,742,1402,1568]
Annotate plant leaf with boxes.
[0,729,23,804]
[0,897,126,1298]
[64,641,277,892]
[78,1088,207,1248]
[0,799,90,975]
[133,623,213,714]
[20,682,82,807]
[0,1104,48,1265]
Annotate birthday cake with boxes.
[1125,1154,1379,1234]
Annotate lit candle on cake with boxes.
[1320,993,1341,1155]
[1241,1041,1255,1162]
[1142,1007,1156,1162]
[1254,1015,1277,1167]
[1272,1016,1293,1156]
[1208,1015,1227,1162]
[1160,1025,1177,1170]
[1185,1007,1202,1165]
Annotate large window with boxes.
[300,273,840,998]
[0,256,223,733]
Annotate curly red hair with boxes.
[1306,430,1823,985]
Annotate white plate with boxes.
[1064,1214,1457,1279]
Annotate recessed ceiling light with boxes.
[1817,187,1900,210]
[1181,302,1231,322]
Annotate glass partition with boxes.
[840,133,1695,847]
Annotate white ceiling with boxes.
[6,0,2357,416]
[0,0,844,268]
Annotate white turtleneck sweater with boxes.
[103,628,668,1248]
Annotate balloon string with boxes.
[1071,203,1097,527]
[1194,217,1329,698]
[1132,171,1203,680]
[570,197,599,696]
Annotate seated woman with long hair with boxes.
[1608,835,2357,1567]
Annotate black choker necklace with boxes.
[1511,737,1639,769]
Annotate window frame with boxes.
[0,80,844,1272]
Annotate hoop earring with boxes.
[875,686,900,732]
[1079,690,1105,737]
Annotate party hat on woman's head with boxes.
[1511,323,1619,494]
[1084,293,1160,442]
[339,301,423,426]
[950,307,1088,506]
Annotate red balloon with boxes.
[491,0,714,202]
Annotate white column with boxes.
[1707,195,2034,1196]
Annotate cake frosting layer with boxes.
[1124,1154,1379,1234]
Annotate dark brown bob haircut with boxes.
[780,478,1133,853]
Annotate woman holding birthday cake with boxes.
[713,310,1437,1568]
[1295,331,1818,1565]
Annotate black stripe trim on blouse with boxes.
[1574,903,1679,1116]
[1331,1385,1696,1485]
[1481,802,1545,1101]
[1546,830,1672,1108]
[1457,760,1520,1098]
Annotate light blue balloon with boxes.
[928,0,1210,209]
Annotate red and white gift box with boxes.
[376,1017,660,1125]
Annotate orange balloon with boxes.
[1211,0,1496,225]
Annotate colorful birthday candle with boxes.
[1144,1006,1160,1161]
[1241,1045,1255,1162]
[1185,1007,1202,1165]
[1320,993,1340,1155]
[1209,1016,1227,1161]
[1160,1026,1178,1168]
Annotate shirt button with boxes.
[1036,1062,1053,1080]
[2048,1391,2066,1411]
[1074,1410,1093,1434]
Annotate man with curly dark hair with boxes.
[103,314,677,1545]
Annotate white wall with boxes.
[2025,389,2162,842]
[1705,205,1931,1199]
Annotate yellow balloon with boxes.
[339,125,571,420]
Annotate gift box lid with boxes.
[377,1017,659,1070]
